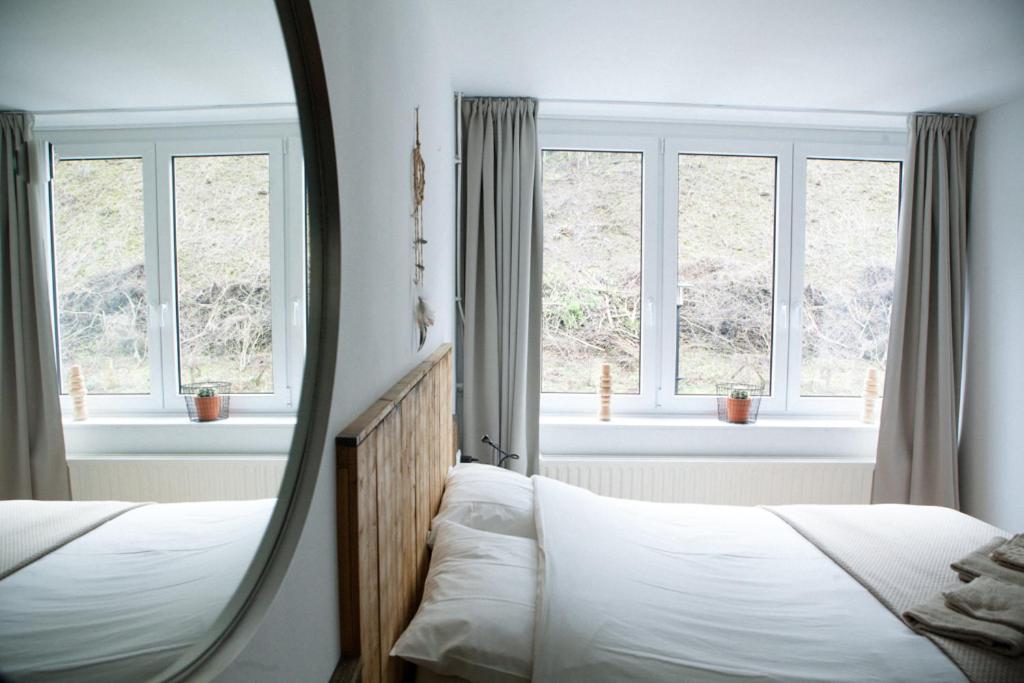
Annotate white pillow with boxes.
[391,521,536,683]
[428,464,536,544]
[428,464,535,545]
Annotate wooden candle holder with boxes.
[861,367,879,424]
[68,364,88,421]
[598,363,612,422]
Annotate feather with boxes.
[415,296,435,350]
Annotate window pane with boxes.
[677,154,776,394]
[173,154,273,393]
[542,150,642,394]
[52,157,149,394]
[801,159,900,397]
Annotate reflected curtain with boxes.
[459,97,542,475]
[0,113,70,500]
[872,114,974,508]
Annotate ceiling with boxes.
[4,1,1021,119]
[0,0,293,113]
[431,0,1024,115]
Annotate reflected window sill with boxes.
[62,415,296,457]
[63,415,297,428]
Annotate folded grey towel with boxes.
[952,537,1024,586]
[904,594,1024,657]
[944,576,1024,633]
[993,534,1024,572]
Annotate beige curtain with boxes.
[0,113,70,500]
[459,98,542,475]
[872,114,974,508]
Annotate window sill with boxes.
[63,415,297,456]
[539,414,877,460]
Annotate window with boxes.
[172,154,274,393]
[676,154,776,395]
[45,129,305,414]
[799,159,901,397]
[52,156,149,395]
[542,149,643,394]
[541,130,902,417]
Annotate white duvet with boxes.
[0,499,274,683]
[530,477,966,683]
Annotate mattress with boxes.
[0,498,274,682]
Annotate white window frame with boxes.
[660,137,793,414]
[786,141,905,416]
[42,124,305,416]
[539,120,906,419]
[538,134,660,415]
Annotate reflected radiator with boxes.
[538,456,874,505]
[68,456,287,503]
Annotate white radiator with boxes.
[539,456,874,505]
[69,456,287,503]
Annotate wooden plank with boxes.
[357,442,381,683]
[336,450,359,656]
[337,437,381,683]
[413,376,433,601]
[374,410,413,683]
[330,657,361,683]
[338,399,395,447]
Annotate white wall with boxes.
[216,1,455,680]
[960,95,1024,532]
[0,0,292,112]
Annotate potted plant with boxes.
[725,387,752,424]
[194,386,222,422]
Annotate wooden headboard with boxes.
[335,344,454,683]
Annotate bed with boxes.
[0,497,274,682]
[334,344,1022,683]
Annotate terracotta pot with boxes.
[725,397,752,424]
[194,395,222,422]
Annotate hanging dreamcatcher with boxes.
[412,107,434,350]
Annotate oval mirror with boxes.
[0,0,338,680]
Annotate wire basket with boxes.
[715,382,764,425]
[182,382,232,422]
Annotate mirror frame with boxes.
[161,0,340,679]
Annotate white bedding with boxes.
[530,476,967,683]
[0,498,274,683]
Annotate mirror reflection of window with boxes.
[172,153,274,394]
[51,156,149,395]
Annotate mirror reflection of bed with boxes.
[0,1,306,680]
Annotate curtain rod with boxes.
[27,102,296,116]
[537,97,910,118]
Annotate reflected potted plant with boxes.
[725,387,752,424]
[194,386,222,422]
